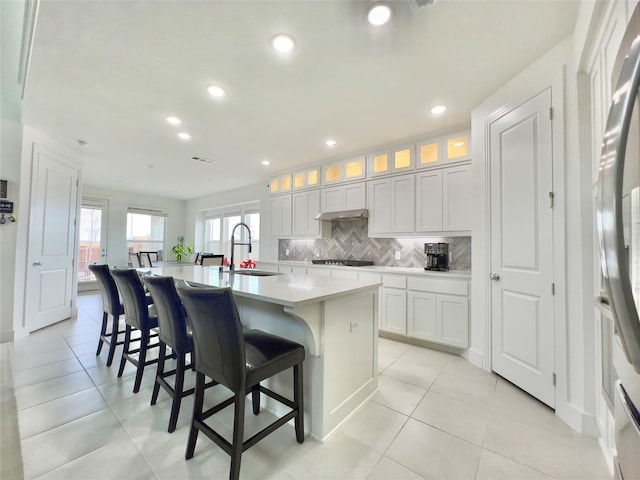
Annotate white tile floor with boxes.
[2,292,613,480]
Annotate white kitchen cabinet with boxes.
[322,156,366,185]
[407,291,437,342]
[415,169,443,232]
[270,173,292,194]
[321,182,366,212]
[292,167,320,190]
[269,194,292,237]
[367,176,415,236]
[379,275,407,334]
[416,136,443,169]
[415,163,472,233]
[368,143,416,178]
[437,294,469,348]
[292,190,330,238]
[443,130,471,164]
[442,164,472,231]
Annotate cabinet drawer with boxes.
[358,272,382,283]
[407,277,468,296]
[382,275,406,289]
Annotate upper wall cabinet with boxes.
[292,167,320,191]
[443,130,471,164]
[269,194,292,236]
[322,156,366,185]
[367,176,415,236]
[270,173,292,194]
[321,183,366,212]
[416,136,443,169]
[368,143,416,178]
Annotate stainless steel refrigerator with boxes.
[597,4,640,480]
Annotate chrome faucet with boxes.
[230,222,252,271]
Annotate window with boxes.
[126,209,166,257]
[203,203,260,265]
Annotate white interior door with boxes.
[489,88,556,408]
[26,145,79,331]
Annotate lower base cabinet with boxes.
[380,287,407,335]
[408,292,468,348]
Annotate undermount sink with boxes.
[231,270,282,277]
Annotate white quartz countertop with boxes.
[140,265,382,308]
[264,260,472,280]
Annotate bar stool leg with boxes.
[151,342,166,406]
[186,372,205,460]
[96,312,108,356]
[294,363,304,443]
[118,325,132,377]
[230,391,246,480]
[133,330,149,394]
[168,353,186,433]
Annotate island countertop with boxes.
[141,265,382,308]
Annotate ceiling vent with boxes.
[412,0,435,8]
[191,156,215,165]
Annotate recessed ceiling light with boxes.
[166,116,181,125]
[368,4,392,26]
[271,34,295,53]
[430,105,447,115]
[261,160,271,166]
[178,132,191,140]
[325,139,337,147]
[206,85,226,97]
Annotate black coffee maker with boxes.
[424,243,449,271]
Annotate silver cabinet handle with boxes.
[489,273,500,281]
[33,261,42,266]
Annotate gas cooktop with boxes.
[311,259,374,267]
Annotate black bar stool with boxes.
[89,264,125,367]
[111,269,160,393]
[176,282,305,480]
[142,275,215,432]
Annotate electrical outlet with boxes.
[314,248,320,257]
[395,251,401,260]
[285,248,290,256]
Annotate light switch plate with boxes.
[395,251,401,260]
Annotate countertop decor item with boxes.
[169,236,193,263]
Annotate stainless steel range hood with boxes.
[315,209,368,221]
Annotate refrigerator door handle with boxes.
[597,27,640,375]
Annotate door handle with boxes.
[33,261,42,266]
[489,273,500,281]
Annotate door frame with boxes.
[471,40,576,429]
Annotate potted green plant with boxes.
[170,236,193,263]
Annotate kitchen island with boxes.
[141,265,381,440]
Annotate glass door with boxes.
[78,199,108,290]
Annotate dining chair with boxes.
[111,268,160,393]
[200,254,224,266]
[129,252,142,268]
[176,282,305,480]
[88,264,125,367]
[142,275,216,432]
[140,252,153,268]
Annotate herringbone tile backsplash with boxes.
[278,219,471,271]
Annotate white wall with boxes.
[1,0,26,342]
[81,186,187,267]
[470,36,596,433]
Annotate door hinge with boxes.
[76,179,79,186]
[549,107,553,120]
[551,283,555,295]
[72,258,74,267]
[549,191,554,208]
[552,372,556,386]
[70,299,73,308]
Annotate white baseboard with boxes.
[466,347,485,370]
[0,330,14,343]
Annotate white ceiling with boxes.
[22,0,580,200]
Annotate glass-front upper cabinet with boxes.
[293,167,320,190]
[270,173,292,194]
[322,156,366,185]
[368,143,415,177]
[444,130,471,163]
[416,136,442,168]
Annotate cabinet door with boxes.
[391,176,415,232]
[367,180,391,234]
[437,295,469,348]
[392,143,415,174]
[292,193,308,236]
[270,195,292,236]
[368,149,391,177]
[380,287,406,334]
[305,190,321,234]
[444,131,471,163]
[415,170,443,232]
[443,164,472,231]
[417,137,442,168]
[343,156,366,182]
[322,186,343,212]
[344,183,366,209]
[407,291,437,341]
